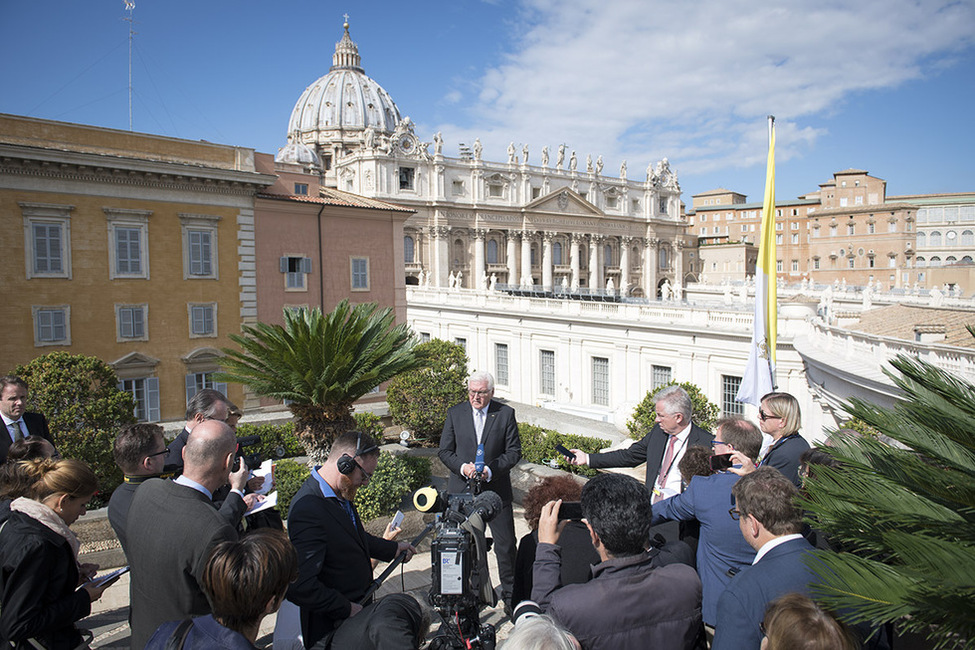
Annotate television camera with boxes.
[413,485,502,649]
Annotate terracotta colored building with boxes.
[687,169,916,288]
[253,152,413,326]
[0,114,275,421]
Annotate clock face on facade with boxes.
[398,136,415,154]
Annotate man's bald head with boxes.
[183,419,237,484]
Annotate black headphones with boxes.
[336,432,379,475]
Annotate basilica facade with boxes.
[278,21,692,298]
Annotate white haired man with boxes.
[439,371,522,612]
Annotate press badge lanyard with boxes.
[652,435,689,498]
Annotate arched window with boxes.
[604,244,613,267]
[947,256,957,264]
[659,247,670,269]
[930,256,942,267]
[553,242,563,266]
[929,231,942,247]
[962,256,973,264]
[404,236,415,263]
[632,246,640,267]
[916,257,926,267]
[487,239,499,264]
[531,245,538,266]
[916,232,926,247]
[962,230,974,246]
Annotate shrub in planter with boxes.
[519,423,608,478]
[235,422,304,462]
[627,381,719,440]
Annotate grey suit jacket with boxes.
[589,422,713,489]
[439,400,521,503]
[125,478,238,649]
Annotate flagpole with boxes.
[766,115,776,391]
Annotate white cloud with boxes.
[436,0,975,178]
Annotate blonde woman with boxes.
[0,459,118,649]
[756,392,810,486]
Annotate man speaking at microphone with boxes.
[439,371,522,613]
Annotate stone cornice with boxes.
[0,143,276,196]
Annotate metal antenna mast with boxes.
[124,1,136,130]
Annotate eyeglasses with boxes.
[468,389,492,397]
[147,448,170,459]
[354,459,373,480]
[711,439,732,449]
[729,507,741,520]
[758,408,781,422]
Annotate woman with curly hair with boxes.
[511,475,598,608]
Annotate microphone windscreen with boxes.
[472,490,503,522]
[413,486,442,512]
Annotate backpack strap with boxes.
[164,618,194,650]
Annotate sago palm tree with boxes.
[217,301,421,460]
[801,346,975,649]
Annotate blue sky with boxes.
[2,0,973,203]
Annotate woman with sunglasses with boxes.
[756,392,810,486]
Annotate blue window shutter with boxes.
[146,377,160,422]
[215,382,228,397]
[301,257,313,274]
[280,257,289,273]
[186,374,197,402]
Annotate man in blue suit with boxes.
[439,370,522,610]
[712,467,819,650]
[652,417,762,626]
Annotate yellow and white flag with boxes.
[737,117,777,407]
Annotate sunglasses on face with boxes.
[758,408,781,422]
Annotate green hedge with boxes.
[275,452,431,522]
[356,452,431,521]
[273,458,311,519]
[235,422,304,461]
[352,412,385,438]
[519,423,608,478]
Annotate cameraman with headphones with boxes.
[287,431,425,649]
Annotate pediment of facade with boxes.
[525,188,602,217]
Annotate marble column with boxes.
[430,226,450,288]
[570,233,583,289]
[473,228,487,290]
[506,233,518,287]
[542,232,555,290]
[674,240,684,289]
[589,235,603,290]
[520,230,533,286]
[620,236,632,295]
[645,237,659,298]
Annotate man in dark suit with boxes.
[107,423,170,554]
[571,385,712,500]
[287,431,422,649]
[652,417,762,627]
[711,467,818,650]
[166,388,231,470]
[0,375,54,463]
[439,370,522,609]
[125,419,241,649]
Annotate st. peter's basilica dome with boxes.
[285,22,401,150]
